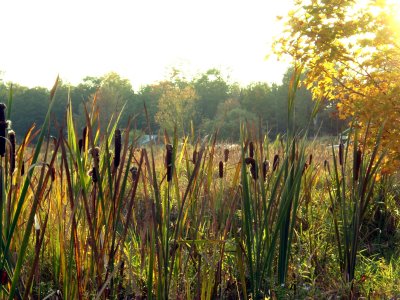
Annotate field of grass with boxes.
[0,77,399,300]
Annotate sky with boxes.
[0,0,294,90]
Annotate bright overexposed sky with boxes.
[0,0,294,90]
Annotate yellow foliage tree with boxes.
[155,81,198,135]
[275,0,400,171]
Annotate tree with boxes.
[155,81,198,135]
[192,69,230,123]
[79,72,135,131]
[275,0,400,170]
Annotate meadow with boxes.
[0,75,398,300]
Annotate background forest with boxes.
[0,68,343,141]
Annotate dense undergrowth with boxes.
[0,73,398,300]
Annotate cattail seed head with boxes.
[166,144,173,182]
[273,154,280,172]
[82,127,87,151]
[78,138,83,154]
[219,161,224,178]
[8,130,16,175]
[0,269,8,285]
[224,149,229,163]
[0,103,7,157]
[249,142,254,159]
[88,167,98,183]
[192,150,197,164]
[89,147,100,165]
[21,161,25,176]
[130,166,138,181]
[245,157,258,180]
[354,148,362,181]
[262,160,269,181]
[339,142,344,166]
[113,129,122,169]
[309,154,313,165]
[51,167,56,182]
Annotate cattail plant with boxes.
[89,147,100,165]
[130,166,138,181]
[262,160,269,181]
[89,147,100,183]
[89,167,98,183]
[82,126,87,151]
[224,148,229,163]
[50,166,56,182]
[245,157,258,180]
[249,141,254,158]
[0,269,7,286]
[339,142,344,165]
[166,144,173,182]
[0,103,7,157]
[353,147,362,181]
[273,154,280,171]
[192,149,197,164]
[8,130,16,175]
[219,161,224,178]
[78,138,83,153]
[113,129,122,169]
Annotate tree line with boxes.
[0,68,344,141]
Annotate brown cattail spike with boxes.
[166,144,173,182]
[8,130,16,175]
[0,268,8,285]
[339,142,344,166]
[354,148,362,181]
[82,127,87,151]
[224,149,229,163]
[262,160,269,181]
[192,150,197,165]
[113,129,122,169]
[89,167,98,183]
[309,154,313,165]
[0,103,7,157]
[249,142,254,159]
[219,161,224,178]
[89,147,100,166]
[245,157,258,180]
[78,138,83,154]
[273,154,280,171]
[130,166,138,181]
[51,167,56,182]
